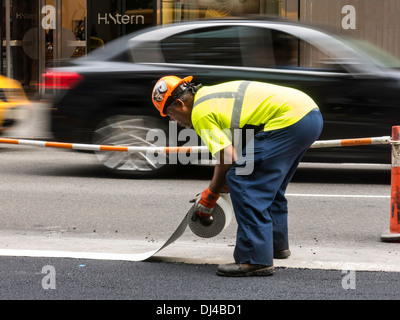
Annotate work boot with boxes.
[216,263,275,277]
[273,249,291,259]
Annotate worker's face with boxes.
[165,99,192,128]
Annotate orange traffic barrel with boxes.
[381,126,400,242]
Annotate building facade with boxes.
[1,0,399,97]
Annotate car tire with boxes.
[92,115,172,177]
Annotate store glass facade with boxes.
[1,0,89,96]
[1,0,297,97]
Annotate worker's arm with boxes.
[192,116,236,193]
[209,144,237,194]
[192,144,236,223]
[191,116,236,216]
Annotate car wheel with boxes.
[92,115,171,176]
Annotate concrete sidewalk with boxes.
[0,230,399,272]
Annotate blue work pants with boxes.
[226,109,323,266]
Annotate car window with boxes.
[243,29,302,69]
[85,33,134,61]
[161,26,242,66]
[160,25,345,72]
[342,37,400,69]
[241,27,345,72]
[238,27,274,68]
[108,49,133,62]
[298,37,345,71]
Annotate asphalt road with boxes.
[1,104,400,303]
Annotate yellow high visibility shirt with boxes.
[191,81,319,155]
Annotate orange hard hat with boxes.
[152,75,193,117]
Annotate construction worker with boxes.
[152,76,323,277]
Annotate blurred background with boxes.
[2,0,399,100]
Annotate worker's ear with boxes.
[173,99,185,109]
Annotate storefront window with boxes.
[1,0,296,97]
[125,0,154,34]
[42,0,87,65]
[1,0,88,96]
[1,0,156,96]
[38,0,87,96]
[1,0,39,95]
[159,0,285,25]
[88,0,154,49]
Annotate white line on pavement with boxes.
[286,193,390,198]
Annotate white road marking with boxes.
[287,193,390,198]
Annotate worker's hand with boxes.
[190,187,220,226]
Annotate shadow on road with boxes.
[292,165,391,185]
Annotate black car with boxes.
[44,17,400,176]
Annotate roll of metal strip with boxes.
[127,193,234,261]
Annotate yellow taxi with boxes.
[0,75,32,134]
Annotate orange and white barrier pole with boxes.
[0,138,209,154]
[310,136,391,148]
[381,126,400,242]
[0,135,392,153]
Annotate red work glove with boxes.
[198,187,220,211]
[190,187,220,226]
